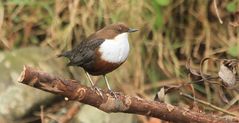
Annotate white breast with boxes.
[99,32,130,63]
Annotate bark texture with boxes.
[18,66,239,123]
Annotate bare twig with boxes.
[180,92,239,117]
[223,95,239,110]
[40,105,44,123]
[214,0,223,24]
[58,103,81,123]
[18,66,239,123]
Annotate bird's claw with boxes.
[108,90,119,99]
[90,86,120,99]
[91,86,103,98]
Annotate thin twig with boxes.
[214,0,223,24]
[58,103,81,123]
[180,92,239,117]
[40,105,44,123]
[223,95,239,110]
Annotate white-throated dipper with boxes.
[58,23,138,98]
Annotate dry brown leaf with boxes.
[154,87,165,103]
[230,10,239,27]
[218,63,236,87]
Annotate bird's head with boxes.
[106,23,138,34]
[88,23,138,40]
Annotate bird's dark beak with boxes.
[128,28,138,33]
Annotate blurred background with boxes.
[0,0,238,123]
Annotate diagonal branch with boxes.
[18,66,238,123]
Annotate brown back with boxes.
[86,23,129,41]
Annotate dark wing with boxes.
[58,39,104,66]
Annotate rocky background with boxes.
[0,0,238,123]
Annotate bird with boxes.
[58,23,138,98]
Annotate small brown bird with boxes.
[58,23,138,97]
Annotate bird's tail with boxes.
[57,51,72,58]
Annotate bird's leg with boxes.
[103,75,118,99]
[84,71,103,97]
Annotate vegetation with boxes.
[0,0,238,122]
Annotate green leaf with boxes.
[154,13,163,30]
[172,41,182,49]
[8,0,33,5]
[226,1,237,12]
[156,0,171,6]
[227,45,238,57]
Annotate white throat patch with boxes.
[99,32,130,63]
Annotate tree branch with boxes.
[18,66,238,123]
